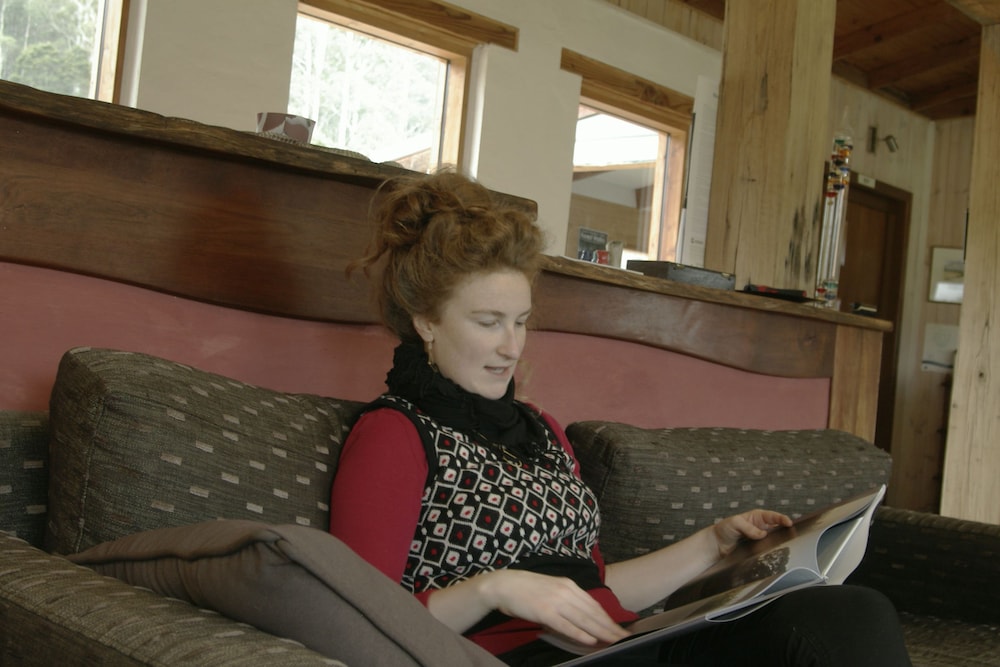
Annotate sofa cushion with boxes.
[45,347,366,554]
[566,421,892,565]
[0,411,50,547]
[68,520,503,667]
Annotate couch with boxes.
[2,347,999,666]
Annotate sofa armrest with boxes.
[849,506,1000,625]
[0,532,336,666]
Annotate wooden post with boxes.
[941,21,1000,524]
[704,0,836,290]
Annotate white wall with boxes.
[121,0,298,131]
[118,0,720,255]
[449,0,720,253]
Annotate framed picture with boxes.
[928,246,965,303]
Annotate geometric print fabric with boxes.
[44,347,366,554]
[567,420,892,567]
[374,396,601,594]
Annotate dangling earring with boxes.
[425,339,437,369]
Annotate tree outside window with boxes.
[290,10,449,172]
[0,0,119,101]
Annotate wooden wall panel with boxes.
[887,117,972,512]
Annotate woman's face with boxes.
[412,269,532,400]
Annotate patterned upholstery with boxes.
[851,506,1000,626]
[566,421,891,565]
[2,349,997,665]
[0,531,345,666]
[0,411,49,546]
[45,347,366,555]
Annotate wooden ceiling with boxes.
[676,0,990,121]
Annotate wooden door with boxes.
[837,178,911,454]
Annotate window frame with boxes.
[102,0,129,103]
[298,0,518,170]
[561,49,693,261]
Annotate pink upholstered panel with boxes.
[518,333,830,431]
[2,262,829,431]
[1,263,394,411]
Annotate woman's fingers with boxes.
[486,571,629,645]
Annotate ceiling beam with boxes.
[678,0,725,20]
[868,33,981,88]
[947,0,1000,25]
[911,80,980,111]
[833,4,958,60]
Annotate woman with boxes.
[329,171,911,666]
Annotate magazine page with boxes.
[543,485,885,664]
[819,484,885,583]
[547,575,821,666]
[665,485,885,609]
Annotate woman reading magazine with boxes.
[328,170,912,666]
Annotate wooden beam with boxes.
[911,80,980,111]
[941,23,1000,523]
[833,4,958,60]
[561,49,693,131]
[302,0,518,53]
[867,34,981,89]
[947,0,1000,25]
[704,0,835,290]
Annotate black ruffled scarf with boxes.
[384,342,548,462]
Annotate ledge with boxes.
[540,255,892,333]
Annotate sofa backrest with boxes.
[45,347,366,555]
[566,421,892,566]
[0,411,50,547]
[38,346,892,574]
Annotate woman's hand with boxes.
[430,569,630,647]
[481,570,630,646]
[712,509,793,556]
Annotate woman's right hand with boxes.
[471,569,630,646]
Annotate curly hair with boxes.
[351,170,545,342]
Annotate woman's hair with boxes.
[352,170,545,342]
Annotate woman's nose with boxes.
[498,325,523,358]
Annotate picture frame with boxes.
[928,246,965,304]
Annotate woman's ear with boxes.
[412,314,434,343]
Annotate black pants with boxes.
[499,585,912,667]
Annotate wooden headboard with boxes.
[0,80,889,439]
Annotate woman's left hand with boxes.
[712,510,793,556]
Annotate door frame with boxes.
[844,172,912,454]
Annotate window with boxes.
[562,50,692,264]
[291,5,456,171]
[292,1,516,173]
[0,0,124,102]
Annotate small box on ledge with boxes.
[626,261,736,291]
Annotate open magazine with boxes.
[544,484,887,665]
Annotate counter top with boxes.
[541,255,891,332]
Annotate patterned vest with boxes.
[375,395,602,594]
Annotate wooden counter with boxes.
[0,80,887,439]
